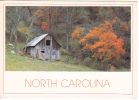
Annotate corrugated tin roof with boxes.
[26,34,48,47]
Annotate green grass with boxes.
[113,67,130,72]
[5,42,96,71]
[5,42,130,71]
[6,52,96,71]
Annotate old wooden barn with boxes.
[24,34,61,60]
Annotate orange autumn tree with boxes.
[41,22,49,31]
[33,9,49,32]
[31,8,49,32]
[71,26,84,40]
[70,26,84,59]
[79,21,125,60]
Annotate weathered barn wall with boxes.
[35,38,46,59]
[45,35,51,60]
[51,38,60,60]
[27,34,60,60]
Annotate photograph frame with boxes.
[0,1,137,98]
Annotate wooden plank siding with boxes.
[27,34,60,61]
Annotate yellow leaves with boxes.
[33,10,41,17]
[18,28,33,37]
[111,65,116,71]
[71,26,84,40]
[28,34,33,38]
[18,28,28,35]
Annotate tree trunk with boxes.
[14,30,17,51]
[10,27,13,42]
[66,7,74,51]
[66,7,69,51]
[14,7,20,52]
[62,7,64,30]
[49,7,52,34]
[24,17,37,53]
[80,43,84,60]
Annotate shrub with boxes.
[91,59,130,70]
[109,59,130,69]
[60,48,70,55]
[90,61,99,69]
[124,52,130,61]
[90,60,109,71]
[83,57,92,67]
[97,63,109,71]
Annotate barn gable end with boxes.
[24,34,61,61]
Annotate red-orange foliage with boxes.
[79,21,125,60]
[41,22,49,31]
[71,26,84,40]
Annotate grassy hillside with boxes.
[5,42,130,71]
[6,54,96,71]
[5,42,96,71]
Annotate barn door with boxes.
[51,50,56,60]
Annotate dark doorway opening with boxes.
[41,51,45,53]
[46,40,50,46]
